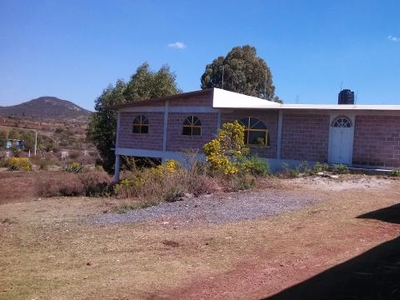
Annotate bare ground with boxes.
[0,171,399,299]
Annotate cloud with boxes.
[167,42,187,49]
[387,35,400,42]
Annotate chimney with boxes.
[338,89,354,105]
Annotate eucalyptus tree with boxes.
[201,45,282,102]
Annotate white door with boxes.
[329,116,354,164]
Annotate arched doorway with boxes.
[329,115,354,164]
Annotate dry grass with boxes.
[36,169,112,197]
[1,172,400,299]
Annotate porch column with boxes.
[161,100,169,163]
[276,110,283,159]
[113,154,121,183]
[113,110,121,183]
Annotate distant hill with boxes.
[0,97,92,122]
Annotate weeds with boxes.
[331,164,349,174]
[280,161,349,177]
[389,168,400,177]
[65,162,84,173]
[36,169,112,197]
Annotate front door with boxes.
[329,116,354,164]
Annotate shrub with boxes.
[29,156,54,170]
[79,170,113,196]
[36,170,112,197]
[331,164,349,174]
[389,168,400,177]
[312,162,330,174]
[6,157,32,171]
[203,121,248,175]
[239,156,270,177]
[65,162,83,173]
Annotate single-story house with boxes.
[113,88,400,181]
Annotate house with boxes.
[113,88,400,181]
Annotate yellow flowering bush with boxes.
[7,157,32,171]
[115,160,183,198]
[203,121,248,175]
[157,159,181,173]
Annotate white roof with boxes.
[212,88,400,111]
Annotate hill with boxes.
[0,96,92,122]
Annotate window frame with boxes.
[239,117,270,146]
[182,115,202,136]
[132,115,149,134]
[331,116,352,128]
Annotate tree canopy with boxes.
[200,45,282,102]
[87,63,181,173]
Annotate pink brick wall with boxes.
[166,113,218,151]
[281,114,330,161]
[221,110,279,158]
[118,112,164,150]
[353,115,400,167]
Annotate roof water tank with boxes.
[338,89,354,105]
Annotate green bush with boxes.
[312,162,330,174]
[239,156,270,177]
[389,168,400,177]
[331,164,349,174]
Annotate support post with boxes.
[277,110,283,160]
[34,130,38,156]
[113,154,121,183]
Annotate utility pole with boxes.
[34,130,37,156]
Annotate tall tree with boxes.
[124,63,181,100]
[88,63,181,173]
[201,45,282,102]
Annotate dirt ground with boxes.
[0,171,400,299]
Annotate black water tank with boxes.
[338,89,354,105]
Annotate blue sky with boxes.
[1,0,399,111]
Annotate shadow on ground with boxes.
[264,204,400,300]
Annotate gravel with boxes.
[91,188,320,226]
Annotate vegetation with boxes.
[87,63,181,173]
[203,121,248,175]
[280,161,349,178]
[203,121,270,178]
[5,157,32,171]
[390,168,400,177]
[36,169,112,197]
[200,45,282,102]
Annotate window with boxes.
[132,115,149,134]
[182,116,202,136]
[239,117,269,146]
[332,116,352,128]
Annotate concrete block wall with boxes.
[118,111,164,150]
[166,112,219,151]
[353,115,400,167]
[281,113,330,161]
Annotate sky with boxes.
[1,0,399,111]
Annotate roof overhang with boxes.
[212,88,400,111]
